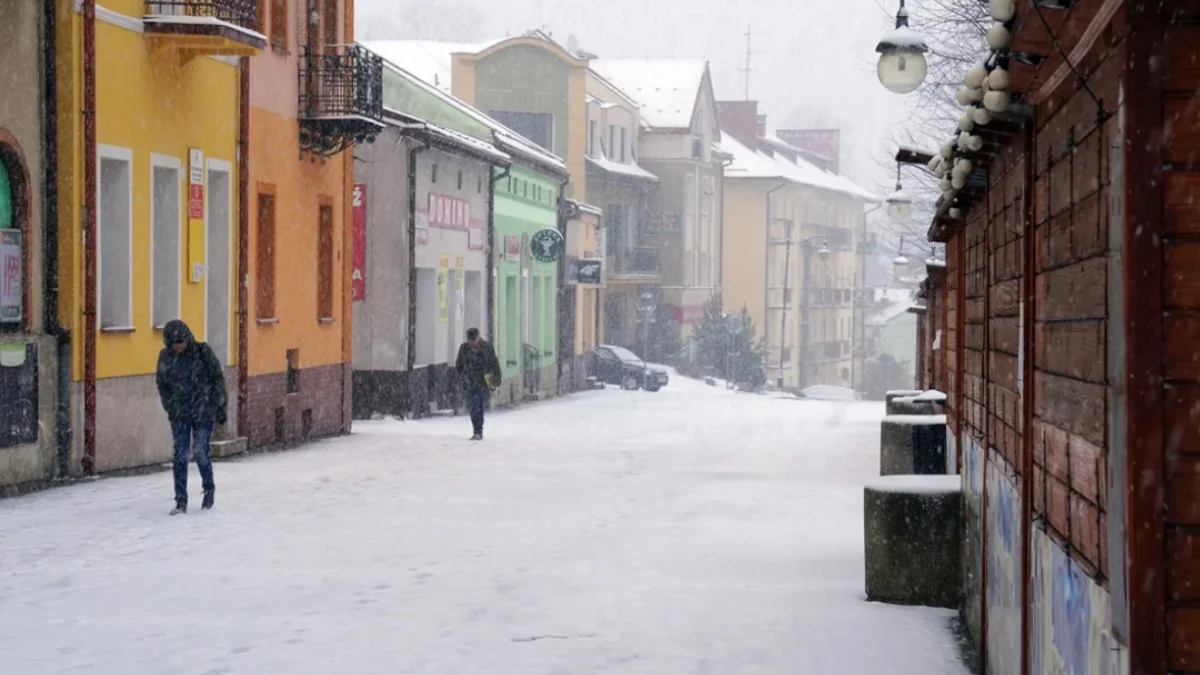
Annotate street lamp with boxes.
[886,164,912,223]
[875,0,929,94]
[637,290,656,376]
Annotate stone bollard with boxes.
[864,475,962,608]
[880,414,948,475]
[884,389,924,414]
[889,395,936,415]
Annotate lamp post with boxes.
[875,0,929,94]
[637,289,656,378]
[886,164,913,223]
[784,234,831,389]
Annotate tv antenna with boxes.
[739,25,770,100]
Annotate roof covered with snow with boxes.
[866,288,918,327]
[717,134,879,202]
[587,153,658,182]
[366,40,482,93]
[588,58,709,130]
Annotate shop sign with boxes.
[415,209,429,245]
[0,230,20,324]
[568,257,603,287]
[504,235,521,262]
[428,193,471,231]
[468,218,484,250]
[351,183,367,301]
[530,228,564,263]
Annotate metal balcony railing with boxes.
[298,45,385,157]
[144,0,258,29]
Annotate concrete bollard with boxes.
[880,414,948,475]
[864,475,962,608]
[888,395,936,415]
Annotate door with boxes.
[206,162,232,366]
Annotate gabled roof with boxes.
[365,40,469,93]
[589,58,710,130]
[717,133,878,201]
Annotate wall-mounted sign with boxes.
[415,208,429,245]
[504,235,521,262]
[568,257,603,287]
[530,228,564,263]
[0,230,21,324]
[667,303,704,326]
[468,218,484,250]
[644,211,682,236]
[352,183,367,301]
[0,342,37,448]
[187,148,205,283]
[428,193,471,231]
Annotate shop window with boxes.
[256,189,277,319]
[98,146,133,330]
[150,155,182,329]
[0,138,30,332]
[317,201,334,320]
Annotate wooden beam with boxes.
[1124,2,1167,674]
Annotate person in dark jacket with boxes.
[455,327,501,441]
[156,320,227,514]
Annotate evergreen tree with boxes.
[687,295,767,388]
[637,301,684,365]
[692,293,729,375]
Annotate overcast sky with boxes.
[357,0,914,193]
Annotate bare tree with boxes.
[872,0,990,255]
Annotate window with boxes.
[256,189,276,319]
[286,348,299,393]
[98,146,133,330]
[608,125,615,158]
[150,154,182,329]
[317,202,334,319]
[488,111,554,152]
[322,0,338,46]
[431,163,438,183]
[620,127,627,162]
[457,170,463,190]
[269,0,286,51]
[477,176,482,193]
[589,120,597,156]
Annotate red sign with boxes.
[504,235,520,261]
[351,183,367,302]
[188,183,204,219]
[427,193,471,231]
[0,230,21,323]
[667,304,704,326]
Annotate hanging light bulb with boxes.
[959,113,975,132]
[956,87,975,106]
[951,174,966,189]
[940,144,953,159]
[964,65,987,89]
[949,206,964,218]
[956,158,973,175]
[987,23,1011,49]
[966,134,985,152]
[935,163,948,179]
[988,66,1011,91]
[958,131,973,147]
[989,0,1015,21]
[927,155,942,173]
[984,90,1011,112]
[876,3,930,94]
[972,106,993,126]
[939,178,952,192]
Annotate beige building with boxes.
[717,102,876,389]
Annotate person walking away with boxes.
[455,327,501,441]
[156,319,227,514]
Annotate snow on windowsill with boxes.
[100,325,136,334]
[913,390,947,402]
[885,389,922,397]
[882,414,947,425]
[866,474,960,495]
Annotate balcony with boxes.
[143,0,265,58]
[299,45,386,158]
[809,340,851,363]
[607,246,661,280]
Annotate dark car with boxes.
[593,345,669,392]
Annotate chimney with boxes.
[755,114,767,140]
[715,101,760,149]
[775,129,842,174]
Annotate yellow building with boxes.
[58,0,263,472]
[717,126,875,390]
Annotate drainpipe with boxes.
[555,174,570,390]
[81,0,97,475]
[236,56,250,433]
[765,180,787,386]
[405,141,428,392]
[44,0,70,477]
[487,164,511,343]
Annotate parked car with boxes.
[795,385,862,401]
[593,345,669,392]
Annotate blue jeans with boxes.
[465,387,490,436]
[172,422,214,506]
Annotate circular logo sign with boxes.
[530,228,564,263]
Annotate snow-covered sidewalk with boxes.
[0,378,969,674]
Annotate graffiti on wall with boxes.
[961,434,984,645]
[1029,528,1128,675]
[986,462,1022,675]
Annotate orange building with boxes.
[244,0,383,447]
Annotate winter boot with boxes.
[201,488,214,510]
[170,503,187,516]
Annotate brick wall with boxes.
[246,363,348,449]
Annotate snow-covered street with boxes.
[0,377,969,675]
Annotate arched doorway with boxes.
[0,128,30,331]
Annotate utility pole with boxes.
[741,25,752,100]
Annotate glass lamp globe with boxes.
[876,24,929,94]
[886,189,912,223]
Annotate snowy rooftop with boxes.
[365,40,485,93]
[588,58,709,130]
[867,287,918,327]
[373,50,566,174]
[717,134,879,202]
[587,152,658,181]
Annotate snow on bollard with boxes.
[863,475,962,609]
[888,395,935,415]
[880,414,948,476]
[884,389,922,414]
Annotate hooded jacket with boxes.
[156,320,228,425]
[455,339,502,390]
